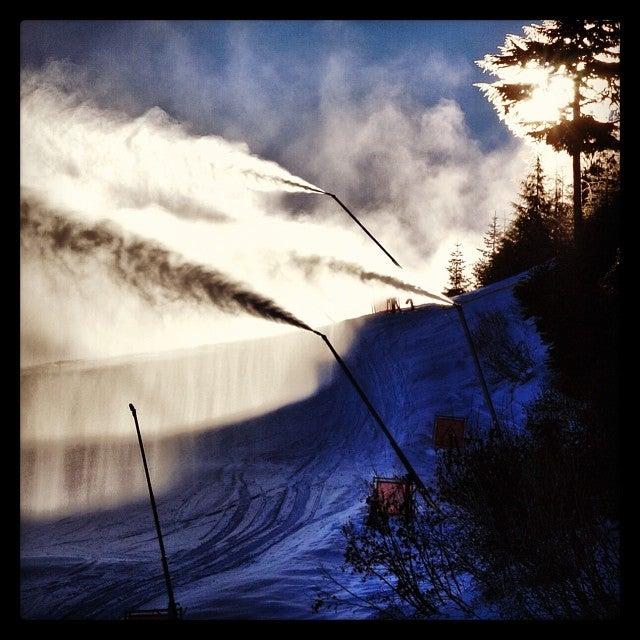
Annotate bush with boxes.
[472,311,534,385]
[315,391,620,619]
[437,402,620,619]
[313,477,476,619]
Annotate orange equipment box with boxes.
[373,477,413,516]
[433,415,466,449]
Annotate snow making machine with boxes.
[433,415,466,450]
[366,476,416,528]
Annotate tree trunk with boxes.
[572,79,583,242]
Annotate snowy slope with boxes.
[20,272,548,619]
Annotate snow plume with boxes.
[20,63,323,219]
[283,77,529,278]
[289,254,452,305]
[241,170,326,194]
[21,200,312,332]
[22,64,451,366]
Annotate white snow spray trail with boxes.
[20,67,325,207]
[21,200,312,333]
[241,170,326,194]
[20,65,449,520]
[290,254,453,305]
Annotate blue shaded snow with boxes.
[21,272,548,619]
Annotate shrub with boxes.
[315,391,620,619]
[472,311,534,385]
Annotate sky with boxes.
[21,20,527,152]
[20,20,550,365]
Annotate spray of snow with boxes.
[22,200,312,332]
[20,66,452,517]
[289,253,453,305]
[21,65,448,367]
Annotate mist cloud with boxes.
[22,199,312,331]
[20,34,531,365]
[289,253,452,305]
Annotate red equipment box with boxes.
[433,415,466,449]
[373,477,413,516]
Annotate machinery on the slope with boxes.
[372,476,415,515]
[366,475,416,529]
[433,415,466,450]
[371,297,416,314]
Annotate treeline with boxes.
[316,19,621,620]
[447,150,621,516]
[318,159,621,619]
[515,151,621,518]
[473,156,570,287]
[444,151,619,296]
[449,149,620,457]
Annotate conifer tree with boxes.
[477,19,620,240]
[473,212,503,287]
[474,160,557,286]
[444,243,469,297]
[502,157,554,267]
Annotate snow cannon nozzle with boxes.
[324,192,403,269]
[128,403,136,414]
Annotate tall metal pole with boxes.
[314,331,441,511]
[128,403,179,619]
[326,193,403,268]
[452,304,502,434]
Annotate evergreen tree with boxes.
[477,19,620,240]
[444,243,469,297]
[475,159,556,286]
[473,212,503,287]
[548,171,572,246]
[503,158,554,267]
[484,212,502,258]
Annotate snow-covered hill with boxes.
[20,272,548,619]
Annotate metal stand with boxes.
[128,403,179,620]
[314,331,440,512]
[326,193,402,268]
[452,303,501,435]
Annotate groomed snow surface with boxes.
[20,273,548,619]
